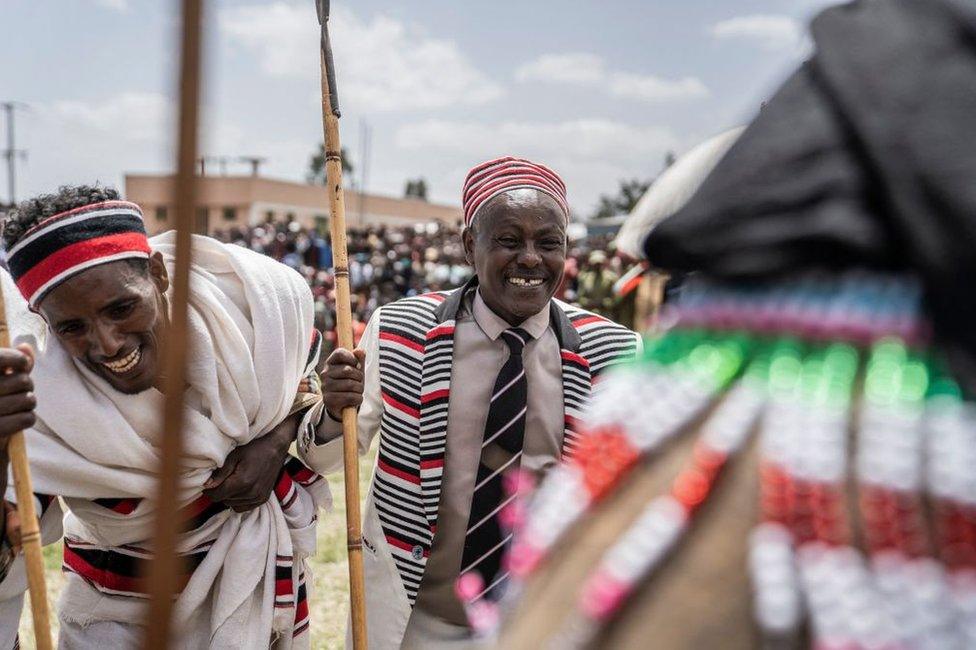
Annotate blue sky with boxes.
[2,0,834,214]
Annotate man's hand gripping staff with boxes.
[316,0,369,646]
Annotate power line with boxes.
[1,102,29,207]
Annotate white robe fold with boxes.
[2,232,328,648]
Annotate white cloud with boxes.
[514,53,606,85]
[219,2,503,112]
[515,52,707,104]
[395,119,680,213]
[94,0,128,11]
[42,92,173,144]
[709,15,803,51]
[609,73,709,102]
[21,92,175,195]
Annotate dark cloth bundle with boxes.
[645,0,976,394]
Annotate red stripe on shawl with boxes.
[561,350,590,369]
[385,535,429,557]
[378,459,421,485]
[63,544,144,594]
[426,324,455,340]
[382,392,421,419]
[379,331,425,353]
[571,315,606,329]
[421,389,450,404]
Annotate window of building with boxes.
[222,206,237,221]
[195,207,209,233]
[265,210,275,222]
[285,211,296,222]
[155,206,168,222]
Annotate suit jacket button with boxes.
[412,545,424,560]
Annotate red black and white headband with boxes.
[6,200,151,308]
[461,156,570,228]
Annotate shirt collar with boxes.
[473,289,551,341]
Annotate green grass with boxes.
[18,451,376,649]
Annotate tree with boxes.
[306,143,353,185]
[403,177,428,201]
[591,178,651,219]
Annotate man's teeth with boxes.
[102,347,141,374]
[508,277,544,287]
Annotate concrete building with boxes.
[124,174,462,235]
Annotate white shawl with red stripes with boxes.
[6,232,327,648]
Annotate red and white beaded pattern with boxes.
[509,363,722,579]
[925,397,976,646]
[574,377,765,631]
[754,364,870,647]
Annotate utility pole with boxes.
[237,156,266,177]
[1,102,28,207]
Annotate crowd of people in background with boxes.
[212,219,641,349]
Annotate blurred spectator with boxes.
[577,250,619,318]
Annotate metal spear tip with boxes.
[315,0,330,25]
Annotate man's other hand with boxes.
[322,348,365,421]
[202,414,298,512]
[0,345,36,448]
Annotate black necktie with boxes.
[459,327,530,600]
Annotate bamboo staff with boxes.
[0,301,52,649]
[143,0,203,647]
[315,1,368,647]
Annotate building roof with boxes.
[124,173,462,225]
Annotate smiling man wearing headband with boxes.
[0,185,329,647]
[308,156,641,649]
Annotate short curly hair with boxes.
[2,184,120,251]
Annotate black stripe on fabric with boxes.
[305,330,322,371]
[383,301,438,322]
[423,369,453,386]
[380,412,421,442]
[372,479,426,513]
[8,213,146,279]
[376,449,419,478]
[390,555,425,577]
[379,421,421,457]
[378,323,428,347]
[68,544,141,578]
[379,370,424,400]
[378,440,419,471]
[375,505,432,541]
[187,500,229,531]
[275,563,292,582]
[381,527,429,554]
[380,385,421,414]
[378,347,423,375]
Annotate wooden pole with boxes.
[317,2,367,646]
[0,300,52,649]
[143,0,202,647]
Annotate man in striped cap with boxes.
[309,156,641,649]
[0,185,329,647]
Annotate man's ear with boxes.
[462,226,476,266]
[148,251,169,293]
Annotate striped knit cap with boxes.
[462,156,569,228]
[7,200,151,308]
